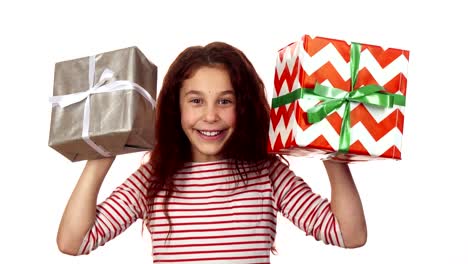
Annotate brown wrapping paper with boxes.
[49,46,157,162]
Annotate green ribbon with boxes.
[272,42,406,153]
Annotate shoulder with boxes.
[133,162,153,180]
[264,155,290,171]
[250,155,292,178]
[122,162,153,193]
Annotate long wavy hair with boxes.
[146,41,277,235]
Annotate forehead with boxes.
[181,66,233,94]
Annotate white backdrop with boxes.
[1,0,467,263]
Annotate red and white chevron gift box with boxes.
[268,35,410,162]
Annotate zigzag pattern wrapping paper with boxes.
[268,35,410,162]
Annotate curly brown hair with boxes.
[147,41,276,235]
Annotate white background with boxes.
[1,0,467,263]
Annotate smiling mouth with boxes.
[197,130,224,137]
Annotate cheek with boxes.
[225,108,236,127]
[180,108,193,129]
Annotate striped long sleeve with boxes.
[78,163,151,255]
[75,158,344,263]
[269,159,345,247]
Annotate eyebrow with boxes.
[183,90,235,97]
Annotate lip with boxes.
[196,129,227,141]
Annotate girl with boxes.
[57,42,367,263]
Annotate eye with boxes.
[189,98,202,104]
[218,98,233,105]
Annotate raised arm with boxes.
[323,160,367,248]
[56,157,115,255]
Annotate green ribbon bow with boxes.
[272,42,406,153]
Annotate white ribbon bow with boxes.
[49,55,156,157]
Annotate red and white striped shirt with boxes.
[79,157,344,263]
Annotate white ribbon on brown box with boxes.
[49,55,156,157]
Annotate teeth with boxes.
[199,130,222,137]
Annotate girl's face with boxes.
[179,66,236,162]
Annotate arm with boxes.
[270,158,344,247]
[57,157,115,255]
[323,160,367,248]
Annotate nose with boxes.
[203,104,219,123]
